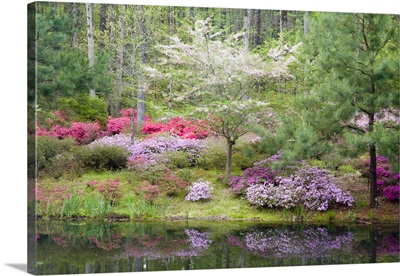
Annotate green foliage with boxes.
[162,150,192,169]
[118,194,161,220]
[197,138,226,170]
[83,193,111,219]
[37,136,76,173]
[61,193,81,218]
[74,145,130,171]
[58,95,108,125]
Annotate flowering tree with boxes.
[156,18,299,176]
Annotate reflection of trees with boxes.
[33,222,399,274]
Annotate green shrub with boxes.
[37,136,76,174]
[58,95,108,125]
[46,153,86,179]
[162,150,192,169]
[197,138,226,170]
[74,145,130,171]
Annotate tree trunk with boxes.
[369,110,378,208]
[303,11,309,36]
[226,138,234,177]
[279,10,287,42]
[253,9,262,46]
[167,6,174,110]
[243,9,251,52]
[114,7,125,116]
[137,5,147,132]
[99,4,108,51]
[70,2,79,48]
[86,3,96,97]
[369,143,378,208]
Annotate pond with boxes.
[28,220,399,275]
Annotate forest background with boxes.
[1,1,399,276]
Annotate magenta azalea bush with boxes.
[185,179,213,201]
[229,165,276,196]
[382,186,400,201]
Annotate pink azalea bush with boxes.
[143,117,210,139]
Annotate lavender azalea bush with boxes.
[185,179,213,201]
[90,134,206,166]
[232,163,354,211]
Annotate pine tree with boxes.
[305,13,399,208]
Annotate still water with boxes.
[29,220,399,275]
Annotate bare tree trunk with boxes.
[86,3,96,97]
[167,6,174,110]
[279,10,287,42]
[243,9,251,52]
[253,9,262,46]
[99,4,108,51]
[114,6,125,116]
[226,138,234,178]
[303,11,309,36]
[137,5,147,132]
[70,3,79,48]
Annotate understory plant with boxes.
[185,179,213,201]
[231,164,354,211]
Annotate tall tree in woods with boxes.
[305,13,399,208]
[86,3,96,97]
[137,5,148,132]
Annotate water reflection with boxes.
[29,220,399,274]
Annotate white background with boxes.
[0,0,399,275]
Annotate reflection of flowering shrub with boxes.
[377,235,400,256]
[185,180,213,201]
[244,227,353,259]
[185,229,212,249]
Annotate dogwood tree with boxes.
[157,18,299,176]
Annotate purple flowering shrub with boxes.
[356,155,400,201]
[229,165,276,196]
[91,134,206,167]
[382,186,400,201]
[233,163,354,211]
[185,179,213,201]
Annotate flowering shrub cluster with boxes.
[382,186,400,201]
[185,229,212,249]
[143,117,210,139]
[244,227,353,259]
[229,165,276,197]
[230,164,354,211]
[87,179,122,203]
[185,179,213,201]
[92,134,206,168]
[356,155,400,201]
[37,121,102,144]
[106,108,151,135]
[136,181,162,202]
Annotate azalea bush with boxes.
[229,165,276,197]
[143,117,210,139]
[382,185,400,201]
[37,121,102,145]
[76,144,130,171]
[231,164,354,211]
[87,179,122,204]
[185,179,213,201]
